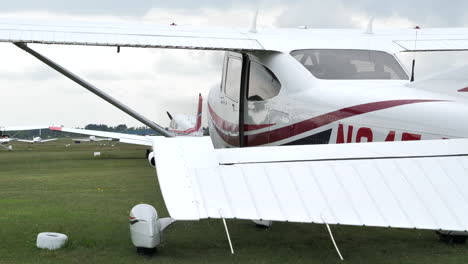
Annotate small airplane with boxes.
[4,16,468,258]
[49,93,204,166]
[0,135,16,144]
[0,126,49,150]
[0,135,15,151]
[166,93,204,136]
[72,135,111,143]
[16,136,58,144]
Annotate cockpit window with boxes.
[248,61,281,101]
[291,49,409,80]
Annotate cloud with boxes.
[0,0,270,16]
[275,0,356,28]
[274,0,468,29]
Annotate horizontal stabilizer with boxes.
[154,137,468,232]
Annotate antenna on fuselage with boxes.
[249,8,259,33]
[166,111,174,121]
[365,17,374,34]
[410,26,420,82]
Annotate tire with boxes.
[36,232,68,250]
[453,236,467,244]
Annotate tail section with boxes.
[168,93,204,136]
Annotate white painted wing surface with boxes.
[16,139,34,143]
[3,18,468,52]
[41,138,57,142]
[0,18,264,51]
[49,126,153,147]
[154,137,468,232]
[391,28,468,51]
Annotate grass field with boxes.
[1,140,468,263]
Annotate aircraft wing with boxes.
[41,138,57,142]
[392,29,468,52]
[0,18,263,51]
[72,138,91,142]
[3,18,468,52]
[154,137,468,232]
[0,126,48,131]
[16,139,34,143]
[50,126,153,147]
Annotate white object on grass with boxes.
[36,232,68,250]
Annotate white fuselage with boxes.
[208,50,468,148]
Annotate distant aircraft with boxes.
[16,137,58,144]
[15,128,57,144]
[0,126,49,150]
[166,94,204,136]
[72,135,111,143]
[0,135,16,144]
[0,136,15,151]
[5,17,468,257]
[50,94,204,166]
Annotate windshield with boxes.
[291,49,409,80]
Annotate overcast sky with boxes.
[1,1,468,128]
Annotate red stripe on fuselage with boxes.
[459,87,468,92]
[248,100,443,146]
[210,99,444,147]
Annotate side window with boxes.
[225,57,243,101]
[248,61,281,101]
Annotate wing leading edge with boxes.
[0,18,264,51]
[4,18,468,52]
[153,137,468,232]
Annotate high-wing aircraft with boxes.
[3,17,468,257]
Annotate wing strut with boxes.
[14,42,174,137]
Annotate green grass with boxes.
[0,140,467,263]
